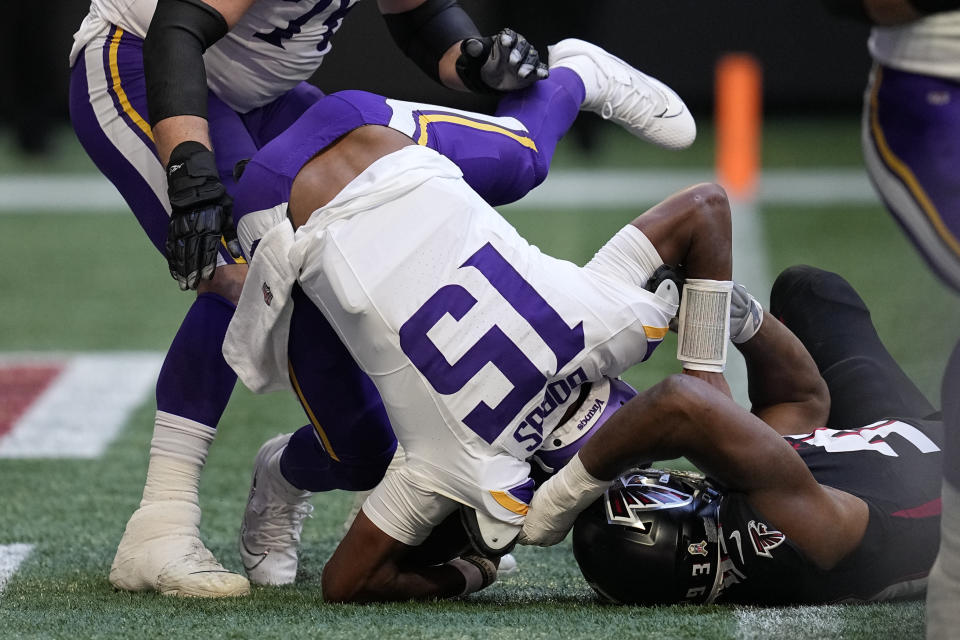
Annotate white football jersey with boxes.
[70,0,156,65]
[70,0,362,112]
[203,0,362,112]
[286,145,675,520]
[870,10,960,81]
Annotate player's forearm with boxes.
[681,369,733,399]
[381,0,480,87]
[523,376,741,547]
[737,313,830,431]
[152,116,212,166]
[438,41,467,90]
[143,0,231,162]
[576,379,692,481]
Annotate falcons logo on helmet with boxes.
[604,473,695,529]
[747,520,786,558]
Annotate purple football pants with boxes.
[864,64,960,294]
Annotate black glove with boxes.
[164,141,241,290]
[455,28,549,94]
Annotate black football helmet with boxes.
[572,468,724,605]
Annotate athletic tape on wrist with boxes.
[677,279,732,372]
[587,225,665,289]
[554,453,611,511]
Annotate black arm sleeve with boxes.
[382,0,480,83]
[143,0,228,125]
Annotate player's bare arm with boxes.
[569,374,868,570]
[322,510,490,603]
[144,0,253,290]
[514,182,742,549]
[146,0,255,163]
[736,312,831,435]
[629,183,734,397]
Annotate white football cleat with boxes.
[239,434,314,586]
[109,501,250,597]
[549,38,696,150]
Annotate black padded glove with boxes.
[455,28,548,94]
[164,141,241,290]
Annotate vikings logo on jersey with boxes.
[604,472,697,530]
[747,520,786,558]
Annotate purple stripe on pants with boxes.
[101,26,158,161]
[70,47,171,256]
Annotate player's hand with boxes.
[456,28,548,94]
[519,454,610,547]
[730,282,764,344]
[164,141,242,290]
[518,489,577,547]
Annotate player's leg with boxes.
[69,27,249,597]
[285,287,398,494]
[309,89,566,207]
[239,285,399,585]
[862,65,960,295]
[928,339,960,640]
[230,113,407,585]
[317,38,695,208]
[769,265,935,427]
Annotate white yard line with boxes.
[0,352,163,459]
[0,175,127,211]
[508,168,876,209]
[0,544,34,595]
[735,606,844,639]
[0,169,877,213]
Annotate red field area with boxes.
[0,364,62,435]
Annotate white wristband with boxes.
[677,279,732,372]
